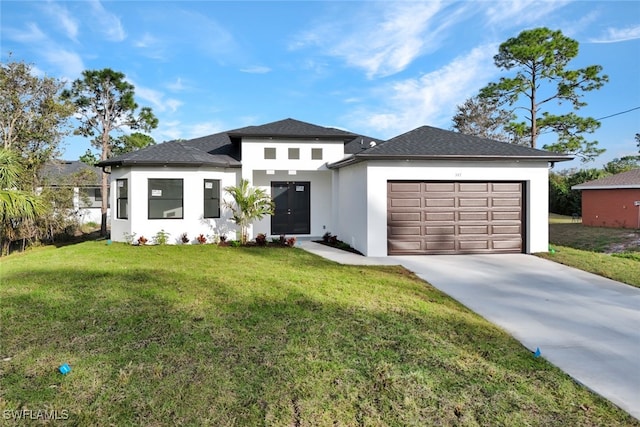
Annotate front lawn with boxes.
[541,217,640,287]
[1,242,636,426]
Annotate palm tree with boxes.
[0,148,45,255]
[223,179,274,245]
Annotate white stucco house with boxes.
[40,160,108,225]
[97,118,571,256]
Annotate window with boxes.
[311,148,323,160]
[288,147,299,160]
[148,179,183,219]
[204,179,220,218]
[264,147,276,159]
[117,179,128,219]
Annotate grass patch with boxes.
[1,242,637,426]
[542,219,640,287]
[538,246,640,288]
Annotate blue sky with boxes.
[2,1,639,170]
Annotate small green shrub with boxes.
[154,229,170,245]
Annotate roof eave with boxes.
[98,160,242,168]
[328,153,573,169]
[572,184,640,190]
[227,132,357,142]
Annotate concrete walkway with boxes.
[299,242,640,419]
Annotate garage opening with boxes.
[387,181,524,255]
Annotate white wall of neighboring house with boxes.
[74,187,107,225]
[109,165,239,244]
[334,160,550,256]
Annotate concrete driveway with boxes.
[390,254,640,419]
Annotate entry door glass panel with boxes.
[271,182,310,235]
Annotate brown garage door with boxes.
[388,181,524,255]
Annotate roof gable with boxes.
[572,169,640,190]
[227,118,357,140]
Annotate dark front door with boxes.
[271,182,310,235]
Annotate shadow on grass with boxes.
[1,263,636,426]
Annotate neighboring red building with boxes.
[572,169,640,229]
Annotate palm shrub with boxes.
[223,179,274,245]
[0,148,46,255]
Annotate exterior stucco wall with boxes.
[240,138,345,181]
[109,165,239,244]
[333,162,369,253]
[335,160,550,256]
[581,189,640,229]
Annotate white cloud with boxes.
[134,32,157,48]
[590,25,640,43]
[484,0,571,27]
[187,122,224,138]
[166,77,188,92]
[41,48,85,79]
[133,83,183,113]
[346,45,498,138]
[4,22,47,43]
[240,66,271,74]
[292,2,469,78]
[89,0,126,42]
[42,1,79,41]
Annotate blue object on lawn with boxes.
[58,363,71,374]
[534,347,541,358]
[107,239,112,245]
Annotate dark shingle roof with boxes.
[227,118,357,140]
[329,126,572,168]
[40,161,101,186]
[99,132,241,168]
[572,169,640,190]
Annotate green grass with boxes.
[538,246,640,288]
[541,217,640,287]
[1,242,637,426]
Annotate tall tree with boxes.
[223,179,274,245]
[0,57,74,188]
[479,27,608,162]
[636,133,639,154]
[79,132,156,166]
[451,96,523,144]
[62,69,158,236]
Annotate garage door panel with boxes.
[459,240,490,250]
[459,183,489,192]
[390,226,422,235]
[388,240,422,251]
[425,241,455,251]
[459,211,489,221]
[459,225,489,235]
[492,198,521,207]
[493,183,521,192]
[426,198,455,207]
[388,181,523,255]
[391,198,421,207]
[390,212,421,221]
[425,183,455,192]
[389,182,421,192]
[459,198,489,207]
[426,212,455,221]
[492,211,521,221]
[425,225,455,235]
[492,225,521,234]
